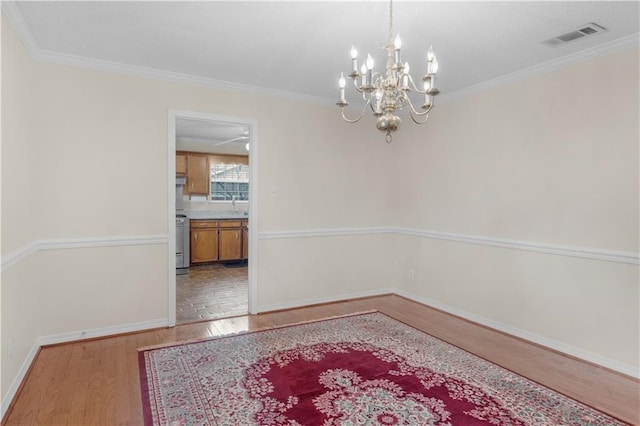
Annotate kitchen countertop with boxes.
[186,211,248,220]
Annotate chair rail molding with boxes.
[3,226,636,273]
[392,227,639,265]
[1,235,169,272]
[258,227,639,265]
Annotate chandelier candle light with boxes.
[336,0,440,143]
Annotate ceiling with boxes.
[5,1,639,151]
[176,118,250,155]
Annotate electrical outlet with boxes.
[408,270,415,280]
[8,339,13,361]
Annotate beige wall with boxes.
[258,235,394,310]
[1,13,35,250]
[392,48,638,251]
[2,12,639,412]
[1,14,39,404]
[393,47,639,369]
[1,15,394,407]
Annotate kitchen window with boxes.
[210,163,249,201]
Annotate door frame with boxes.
[167,109,259,326]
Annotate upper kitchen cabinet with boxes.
[176,154,187,175]
[186,154,209,195]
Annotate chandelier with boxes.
[336,0,440,143]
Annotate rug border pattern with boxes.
[138,311,627,425]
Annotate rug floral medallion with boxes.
[138,312,626,425]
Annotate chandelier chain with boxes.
[389,0,394,43]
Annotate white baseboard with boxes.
[395,289,640,379]
[1,318,169,420]
[1,340,40,419]
[258,287,639,378]
[257,287,396,313]
[3,289,637,422]
[38,318,169,346]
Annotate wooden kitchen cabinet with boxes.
[242,220,249,260]
[190,220,218,264]
[190,219,248,264]
[186,155,209,195]
[218,220,243,261]
[176,154,187,175]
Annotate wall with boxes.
[0,15,394,411]
[2,11,639,415]
[1,14,40,411]
[393,47,639,372]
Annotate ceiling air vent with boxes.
[542,23,607,47]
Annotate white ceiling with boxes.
[176,118,250,155]
[6,1,639,151]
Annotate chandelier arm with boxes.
[340,100,371,123]
[369,99,382,114]
[372,72,384,83]
[351,79,365,93]
[405,96,433,118]
[409,110,430,124]
[407,74,427,94]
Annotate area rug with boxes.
[138,312,625,425]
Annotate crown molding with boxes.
[439,33,640,104]
[4,1,638,109]
[1,1,333,106]
[1,1,39,53]
[33,49,334,106]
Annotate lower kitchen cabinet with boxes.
[190,220,218,264]
[242,220,248,260]
[190,218,248,264]
[218,220,243,261]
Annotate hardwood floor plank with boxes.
[3,295,638,425]
[176,263,248,324]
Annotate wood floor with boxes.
[176,262,248,325]
[3,295,639,425]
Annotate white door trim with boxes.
[167,109,259,327]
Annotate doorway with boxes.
[167,110,258,327]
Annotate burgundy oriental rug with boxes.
[138,312,625,425]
